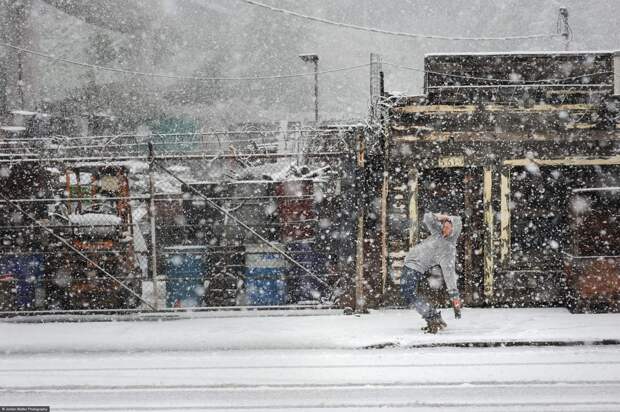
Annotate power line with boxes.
[239,0,560,41]
[0,42,370,81]
[1,42,611,92]
[3,41,609,88]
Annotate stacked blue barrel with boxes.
[244,243,288,305]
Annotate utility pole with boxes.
[558,7,570,51]
[313,58,319,124]
[369,53,383,122]
[17,51,24,109]
[299,53,319,125]
[355,129,367,314]
[2,0,31,112]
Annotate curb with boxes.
[362,339,620,349]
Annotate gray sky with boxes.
[9,0,620,126]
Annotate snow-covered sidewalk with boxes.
[1,308,619,354]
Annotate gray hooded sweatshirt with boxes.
[403,212,462,293]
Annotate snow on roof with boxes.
[93,112,115,118]
[0,126,27,132]
[73,160,149,172]
[64,172,93,185]
[168,165,190,172]
[424,50,614,57]
[10,110,37,116]
[572,187,620,193]
[189,179,317,186]
[45,167,62,175]
[163,245,208,251]
[320,122,364,128]
[68,214,123,236]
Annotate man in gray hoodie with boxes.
[402,212,463,333]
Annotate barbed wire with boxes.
[238,0,561,41]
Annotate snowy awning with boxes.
[68,213,123,236]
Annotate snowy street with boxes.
[1,308,620,411]
[2,346,620,411]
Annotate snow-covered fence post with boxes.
[379,154,389,298]
[483,167,495,303]
[148,142,160,310]
[499,166,511,269]
[408,168,420,247]
[374,59,391,300]
[354,129,367,313]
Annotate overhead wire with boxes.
[1,41,611,91]
[238,0,561,41]
[0,42,370,81]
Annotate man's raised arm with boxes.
[449,215,462,239]
[422,212,442,234]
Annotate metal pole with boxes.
[483,167,494,302]
[379,157,389,298]
[0,151,347,164]
[314,59,319,125]
[148,142,159,309]
[17,51,24,109]
[355,213,365,312]
[355,130,367,313]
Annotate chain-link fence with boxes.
[0,126,361,313]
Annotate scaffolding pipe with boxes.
[0,151,348,164]
[148,142,159,310]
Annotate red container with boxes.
[276,180,315,242]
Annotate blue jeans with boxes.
[400,266,437,320]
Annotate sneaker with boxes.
[452,298,462,319]
[421,312,447,334]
